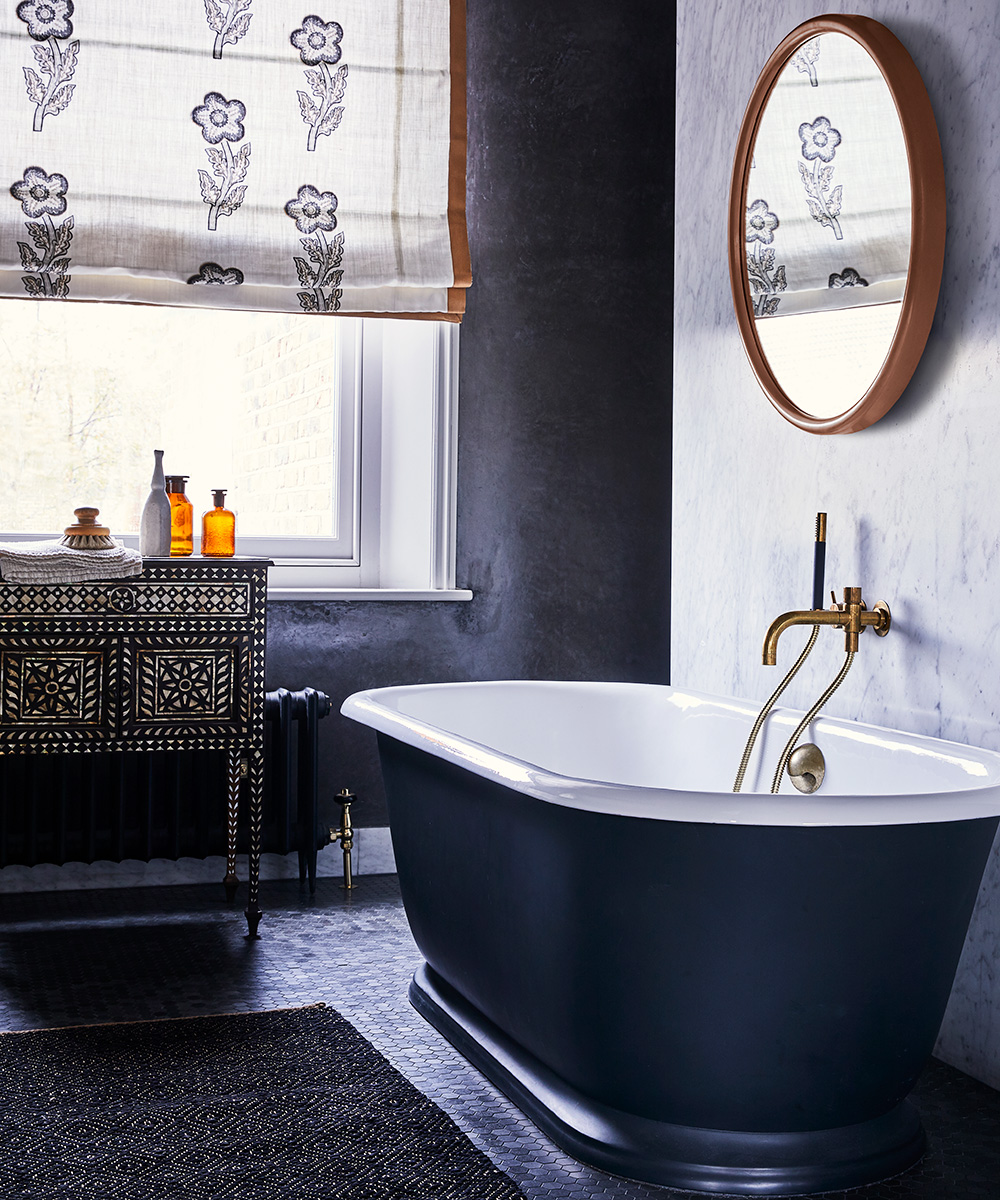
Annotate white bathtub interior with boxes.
[343,680,1000,827]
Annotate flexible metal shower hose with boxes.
[770,650,855,793]
[733,625,820,792]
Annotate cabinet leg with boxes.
[223,749,241,902]
[244,746,264,939]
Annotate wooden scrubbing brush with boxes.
[61,507,116,549]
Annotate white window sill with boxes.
[267,587,473,602]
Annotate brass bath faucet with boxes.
[763,586,891,665]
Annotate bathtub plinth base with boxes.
[410,963,926,1196]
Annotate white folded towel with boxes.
[0,539,143,585]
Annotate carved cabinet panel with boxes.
[1,637,117,738]
[127,636,243,734]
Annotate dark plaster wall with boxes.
[266,0,676,827]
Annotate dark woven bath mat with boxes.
[0,1004,527,1200]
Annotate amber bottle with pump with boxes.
[202,489,236,557]
[165,475,193,556]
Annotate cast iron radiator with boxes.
[0,687,332,885]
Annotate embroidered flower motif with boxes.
[16,0,73,40]
[193,92,246,144]
[745,198,785,317]
[745,199,779,247]
[798,116,841,163]
[291,16,349,152]
[10,165,68,218]
[192,94,251,230]
[791,37,820,87]
[187,262,245,285]
[291,15,343,65]
[797,116,844,240]
[9,165,74,298]
[17,0,79,132]
[204,0,253,60]
[285,185,338,234]
[828,267,869,288]
[285,184,344,312]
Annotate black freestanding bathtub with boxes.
[342,680,1000,1195]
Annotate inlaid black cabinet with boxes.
[0,557,270,936]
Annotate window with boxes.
[0,301,467,599]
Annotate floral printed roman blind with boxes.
[0,0,470,319]
[745,33,909,321]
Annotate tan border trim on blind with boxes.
[349,309,462,323]
[448,0,472,300]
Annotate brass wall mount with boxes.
[763,586,891,665]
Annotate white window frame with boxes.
[0,317,470,602]
[261,318,469,600]
[237,318,363,570]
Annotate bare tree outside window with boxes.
[0,300,338,539]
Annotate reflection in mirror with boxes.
[755,305,902,419]
[728,15,945,434]
[747,33,909,418]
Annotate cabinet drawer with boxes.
[0,637,117,738]
[0,579,250,622]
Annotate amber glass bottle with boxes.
[202,489,236,557]
[165,475,193,557]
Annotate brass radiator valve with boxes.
[330,788,356,889]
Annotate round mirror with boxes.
[728,16,945,434]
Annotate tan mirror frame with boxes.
[728,14,946,435]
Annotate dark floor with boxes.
[0,874,997,1199]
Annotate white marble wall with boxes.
[674,0,1000,1087]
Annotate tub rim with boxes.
[341,679,1000,827]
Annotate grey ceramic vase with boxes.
[139,449,171,557]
